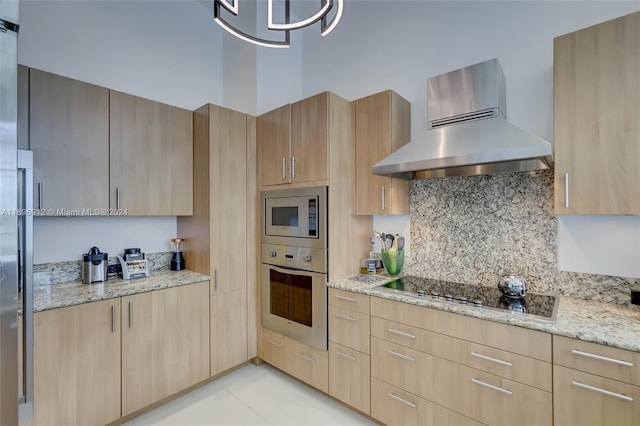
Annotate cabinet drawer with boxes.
[430,357,552,426]
[328,305,370,354]
[290,339,328,394]
[553,335,640,386]
[371,337,431,398]
[329,288,370,314]
[371,378,423,426]
[328,343,370,415]
[371,296,551,362]
[371,316,551,391]
[371,378,482,426]
[553,365,640,426]
[261,329,289,372]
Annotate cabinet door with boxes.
[211,289,248,376]
[121,282,209,416]
[261,329,289,371]
[210,106,248,295]
[30,69,109,212]
[553,365,640,426]
[355,90,410,215]
[259,104,291,186]
[329,342,370,415]
[554,11,640,214]
[291,92,328,184]
[110,91,193,215]
[32,300,121,426]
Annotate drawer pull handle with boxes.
[335,313,357,322]
[387,392,416,408]
[335,294,357,303]
[571,381,633,402]
[571,349,633,367]
[282,157,286,180]
[388,328,416,339]
[388,349,416,362]
[564,172,569,208]
[299,353,317,363]
[471,378,512,395]
[266,338,283,348]
[471,352,513,367]
[335,350,357,361]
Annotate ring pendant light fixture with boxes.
[213,0,344,48]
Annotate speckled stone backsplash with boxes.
[34,252,172,286]
[408,170,639,305]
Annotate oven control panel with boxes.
[261,243,327,274]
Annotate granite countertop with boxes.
[32,269,211,313]
[328,275,640,353]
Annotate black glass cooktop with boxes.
[378,275,557,320]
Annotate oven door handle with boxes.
[263,262,326,276]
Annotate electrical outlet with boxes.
[631,290,640,306]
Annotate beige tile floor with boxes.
[125,363,376,426]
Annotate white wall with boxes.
[558,216,640,278]
[33,217,177,264]
[299,1,640,277]
[19,1,226,110]
[20,0,640,274]
[18,1,229,263]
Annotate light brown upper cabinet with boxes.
[259,92,330,187]
[110,91,193,215]
[554,11,640,214]
[29,69,110,212]
[259,104,291,186]
[290,92,329,184]
[354,90,410,215]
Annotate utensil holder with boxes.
[381,248,404,276]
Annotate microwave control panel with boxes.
[308,198,317,236]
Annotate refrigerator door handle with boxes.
[18,150,34,423]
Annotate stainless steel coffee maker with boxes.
[82,246,108,284]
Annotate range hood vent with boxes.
[372,58,553,179]
[429,108,498,129]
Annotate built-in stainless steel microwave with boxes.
[262,186,327,249]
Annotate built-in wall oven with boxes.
[261,186,328,351]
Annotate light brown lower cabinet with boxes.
[260,328,328,393]
[328,342,370,415]
[211,288,248,376]
[261,329,289,372]
[32,299,121,426]
[553,365,640,426]
[121,282,210,416]
[371,378,482,426]
[429,356,552,426]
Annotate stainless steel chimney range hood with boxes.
[372,58,554,179]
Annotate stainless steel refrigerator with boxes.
[1,1,32,424]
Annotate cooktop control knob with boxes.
[459,297,468,304]
[304,255,312,262]
[473,300,483,307]
[417,290,426,297]
[445,294,453,301]
[431,292,440,299]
